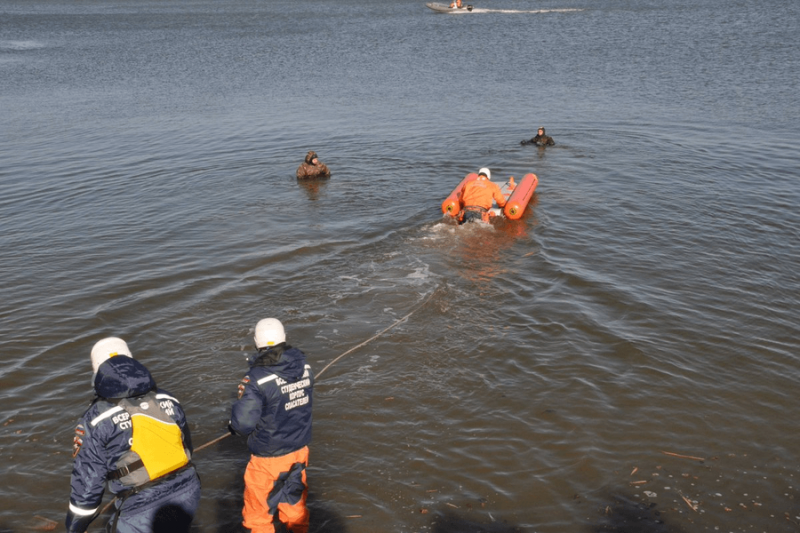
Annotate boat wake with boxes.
[467,8,584,14]
[427,2,583,14]
[0,40,47,51]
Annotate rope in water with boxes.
[97,287,437,518]
[315,288,437,379]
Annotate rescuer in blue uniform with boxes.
[66,337,201,533]
[229,318,314,533]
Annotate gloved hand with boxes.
[227,422,237,436]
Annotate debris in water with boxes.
[680,494,698,512]
[661,450,705,462]
[31,516,57,531]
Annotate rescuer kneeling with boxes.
[460,167,507,223]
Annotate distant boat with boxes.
[426,2,474,13]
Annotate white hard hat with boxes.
[90,337,133,374]
[254,318,286,349]
[478,167,491,180]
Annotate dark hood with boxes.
[93,356,156,399]
[250,345,306,381]
[304,151,317,164]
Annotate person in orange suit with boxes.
[460,168,506,223]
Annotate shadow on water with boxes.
[585,490,688,533]
[2,487,690,533]
[306,491,350,533]
[423,489,687,533]
[432,509,523,533]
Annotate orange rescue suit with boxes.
[461,176,506,211]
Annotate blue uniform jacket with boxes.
[66,357,196,533]
[230,345,313,457]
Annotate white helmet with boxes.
[478,167,491,180]
[254,318,286,349]
[90,337,132,374]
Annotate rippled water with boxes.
[1,0,799,531]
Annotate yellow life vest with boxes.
[110,392,190,487]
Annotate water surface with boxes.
[1,0,799,531]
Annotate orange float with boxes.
[441,172,478,217]
[503,173,538,220]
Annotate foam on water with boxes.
[0,39,47,50]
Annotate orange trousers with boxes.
[243,447,309,533]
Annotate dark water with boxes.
[1,0,799,531]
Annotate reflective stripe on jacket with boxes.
[230,347,314,457]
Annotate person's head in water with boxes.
[305,151,318,164]
[538,127,545,136]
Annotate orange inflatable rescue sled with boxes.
[441,172,538,221]
[441,172,479,217]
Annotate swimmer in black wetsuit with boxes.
[521,126,555,146]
